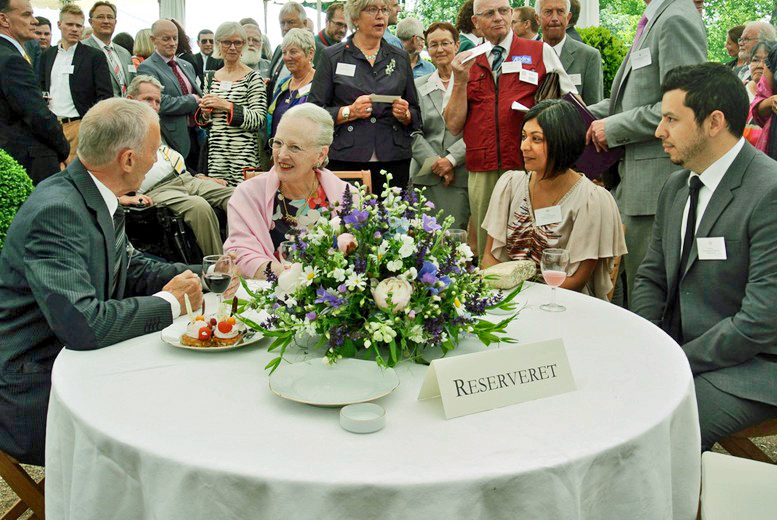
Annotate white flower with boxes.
[408,324,424,343]
[329,216,342,231]
[398,235,415,258]
[277,262,303,294]
[329,267,346,282]
[457,243,474,262]
[345,272,366,291]
[372,277,413,313]
[366,321,397,343]
[386,259,403,272]
[300,266,318,287]
[402,267,417,281]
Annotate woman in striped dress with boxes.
[199,22,267,186]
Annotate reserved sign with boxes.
[418,338,576,419]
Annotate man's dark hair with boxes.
[569,0,580,26]
[516,7,539,33]
[35,16,51,28]
[523,99,586,178]
[112,32,134,54]
[197,29,213,40]
[326,2,344,22]
[456,0,475,34]
[0,0,12,12]
[661,62,749,137]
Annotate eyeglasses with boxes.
[200,39,214,44]
[414,35,425,44]
[364,6,389,16]
[270,138,307,154]
[330,21,348,29]
[738,36,756,44]
[220,40,244,48]
[92,15,116,21]
[475,7,512,19]
[428,40,455,50]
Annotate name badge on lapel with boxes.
[534,205,562,227]
[697,237,727,260]
[631,48,652,70]
[128,64,137,73]
[569,73,582,85]
[501,61,522,74]
[336,63,356,77]
[520,68,539,85]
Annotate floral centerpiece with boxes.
[239,174,521,372]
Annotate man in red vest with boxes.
[444,0,576,259]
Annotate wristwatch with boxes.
[342,106,351,121]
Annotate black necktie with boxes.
[667,174,703,342]
[112,206,126,295]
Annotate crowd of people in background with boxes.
[1,0,777,465]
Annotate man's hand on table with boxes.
[164,270,203,315]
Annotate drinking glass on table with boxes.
[540,248,569,312]
[446,228,468,244]
[278,241,295,267]
[202,254,234,308]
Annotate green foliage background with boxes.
[578,26,627,98]
[0,149,33,251]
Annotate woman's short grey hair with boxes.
[77,98,158,166]
[283,103,334,148]
[282,27,315,57]
[127,74,163,97]
[344,0,378,29]
[280,1,307,21]
[214,22,247,59]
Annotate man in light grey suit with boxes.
[632,63,777,451]
[138,19,202,169]
[82,1,134,96]
[537,0,602,105]
[587,0,706,306]
[411,29,468,230]
[0,98,203,465]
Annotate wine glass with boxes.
[278,241,296,267]
[446,228,468,244]
[202,254,233,310]
[540,248,569,312]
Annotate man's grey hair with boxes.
[746,21,777,43]
[282,103,334,148]
[282,27,316,56]
[77,98,158,166]
[127,74,164,98]
[535,0,571,14]
[396,17,424,41]
[242,23,263,36]
[280,1,307,22]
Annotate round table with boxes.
[45,283,701,519]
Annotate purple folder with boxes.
[563,93,624,179]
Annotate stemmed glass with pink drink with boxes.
[540,248,569,312]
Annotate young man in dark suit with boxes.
[632,63,777,451]
[0,0,68,183]
[41,3,112,163]
[0,98,203,466]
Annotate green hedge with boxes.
[0,149,33,251]
[579,26,628,99]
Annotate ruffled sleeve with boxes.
[566,178,627,299]
[481,170,527,262]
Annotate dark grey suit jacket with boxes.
[632,142,777,407]
[558,36,602,105]
[138,52,202,158]
[0,159,189,464]
[81,36,136,97]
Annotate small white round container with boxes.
[339,403,386,434]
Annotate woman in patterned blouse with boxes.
[199,21,267,186]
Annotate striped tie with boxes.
[105,45,127,96]
[160,145,186,174]
[112,205,126,295]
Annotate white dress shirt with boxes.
[680,138,745,250]
[87,171,180,317]
[49,43,79,118]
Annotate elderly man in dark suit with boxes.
[0,97,203,466]
[138,19,202,169]
[41,3,112,163]
[632,63,777,451]
[0,0,69,183]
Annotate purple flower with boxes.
[419,261,438,285]
[315,286,345,308]
[344,210,369,229]
[373,231,382,240]
[422,214,441,233]
[306,311,317,321]
[338,283,347,293]
[425,201,435,209]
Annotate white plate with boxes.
[161,318,264,351]
[269,358,400,407]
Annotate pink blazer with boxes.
[224,167,351,277]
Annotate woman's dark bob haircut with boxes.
[523,98,586,179]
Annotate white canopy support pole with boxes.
[578,0,600,29]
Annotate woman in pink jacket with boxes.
[224,103,350,278]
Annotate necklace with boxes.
[363,50,379,61]
[278,179,319,226]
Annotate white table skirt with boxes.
[45,283,701,519]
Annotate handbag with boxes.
[534,72,561,102]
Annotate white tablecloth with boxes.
[45,283,701,519]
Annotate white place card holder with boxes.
[418,338,576,419]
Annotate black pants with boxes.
[327,159,411,194]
